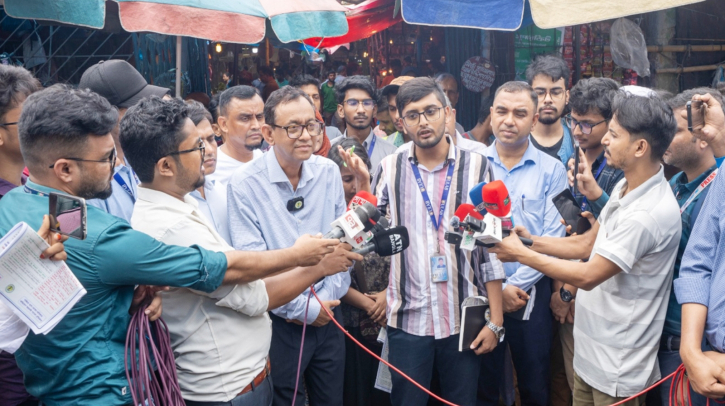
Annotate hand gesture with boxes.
[502,284,529,313]
[568,149,603,202]
[37,215,68,261]
[293,234,340,267]
[686,93,725,158]
[129,285,169,321]
[318,243,364,277]
[337,145,372,194]
[311,300,340,327]
[471,325,498,355]
[365,289,388,325]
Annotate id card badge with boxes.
[430,255,449,282]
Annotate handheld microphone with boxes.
[324,202,379,243]
[353,226,410,256]
[468,182,488,216]
[481,181,512,218]
[453,204,484,232]
[348,191,377,212]
[445,230,533,248]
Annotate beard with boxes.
[346,115,372,131]
[77,176,113,200]
[537,106,561,125]
[413,126,445,149]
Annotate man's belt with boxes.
[238,358,271,396]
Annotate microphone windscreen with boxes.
[482,180,512,218]
[348,191,378,211]
[374,226,410,256]
[454,203,484,221]
[468,182,487,215]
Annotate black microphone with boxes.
[324,202,379,240]
[444,230,533,248]
[353,226,410,256]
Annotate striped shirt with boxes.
[372,137,506,339]
[574,166,681,397]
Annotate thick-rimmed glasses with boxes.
[534,88,565,100]
[271,120,324,139]
[565,116,607,135]
[343,99,375,110]
[402,106,443,127]
[49,148,117,169]
[168,139,205,157]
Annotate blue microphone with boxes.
[468,182,488,216]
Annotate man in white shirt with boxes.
[491,91,681,406]
[185,101,232,244]
[208,86,265,186]
[121,96,359,406]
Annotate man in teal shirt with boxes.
[0,85,340,406]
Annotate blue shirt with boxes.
[674,163,725,351]
[86,161,138,222]
[227,149,351,323]
[485,139,568,291]
[558,118,575,165]
[665,166,718,336]
[189,178,232,246]
[0,180,228,406]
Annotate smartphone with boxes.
[687,100,705,132]
[572,144,580,197]
[49,192,87,240]
[552,189,592,235]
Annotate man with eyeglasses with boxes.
[478,81,567,406]
[526,55,575,165]
[228,86,362,406]
[333,76,396,172]
[121,96,356,406]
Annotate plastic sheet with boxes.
[609,18,650,77]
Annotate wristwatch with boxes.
[485,320,506,343]
[560,286,574,303]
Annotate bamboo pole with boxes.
[604,45,725,53]
[657,64,720,74]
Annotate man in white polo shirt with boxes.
[490,91,681,406]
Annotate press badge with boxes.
[430,255,448,282]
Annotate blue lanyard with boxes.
[113,169,140,202]
[366,134,377,158]
[410,159,456,231]
[580,157,608,211]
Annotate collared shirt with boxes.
[132,187,270,402]
[664,166,717,337]
[227,150,350,323]
[207,148,264,187]
[0,180,228,406]
[395,131,487,157]
[575,166,681,397]
[334,128,397,172]
[320,82,338,113]
[674,164,725,352]
[372,137,506,339]
[87,161,138,222]
[189,178,232,245]
[485,139,567,292]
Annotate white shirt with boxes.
[574,166,681,397]
[189,179,232,245]
[207,148,263,186]
[131,187,271,402]
[395,131,488,156]
[0,302,28,353]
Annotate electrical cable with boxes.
[125,306,185,406]
[291,289,314,406]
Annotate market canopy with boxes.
[400,0,706,30]
[304,0,402,49]
[3,0,349,43]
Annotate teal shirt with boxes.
[664,165,718,336]
[0,181,228,406]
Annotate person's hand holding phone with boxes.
[567,149,603,202]
[37,215,69,261]
[684,93,725,158]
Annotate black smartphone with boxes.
[572,144,580,197]
[49,192,87,240]
[552,189,592,235]
[687,100,705,132]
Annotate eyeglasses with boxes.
[0,122,18,127]
[271,120,324,139]
[565,115,607,135]
[402,106,443,127]
[534,88,565,100]
[344,99,376,110]
[168,139,205,157]
[49,148,117,169]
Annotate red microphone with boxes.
[481,180,511,218]
[454,203,484,221]
[348,191,378,212]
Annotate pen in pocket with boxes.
[522,194,526,211]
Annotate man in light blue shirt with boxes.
[479,81,567,406]
[228,86,358,406]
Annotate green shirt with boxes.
[0,181,228,406]
[320,82,337,113]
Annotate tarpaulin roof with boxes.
[304,0,402,49]
[3,0,349,43]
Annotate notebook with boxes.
[459,296,490,352]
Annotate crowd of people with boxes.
[1,52,725,406]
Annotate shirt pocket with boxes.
[520,197,546,232]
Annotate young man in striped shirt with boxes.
[371,77,505,406]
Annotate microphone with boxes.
[445,229,533,248]
[348,191,377,211]
[324,202,379,243]
[453,204,484,232]
[468,182,488,216]
[353,226,410,256]
[482,180,514,230]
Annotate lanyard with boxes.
[24,185,49,197]
[679,168,718,214]
[366,134,377,158]
[113,169,140,202]
[410,159,456,232]
[580,157,609,211]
